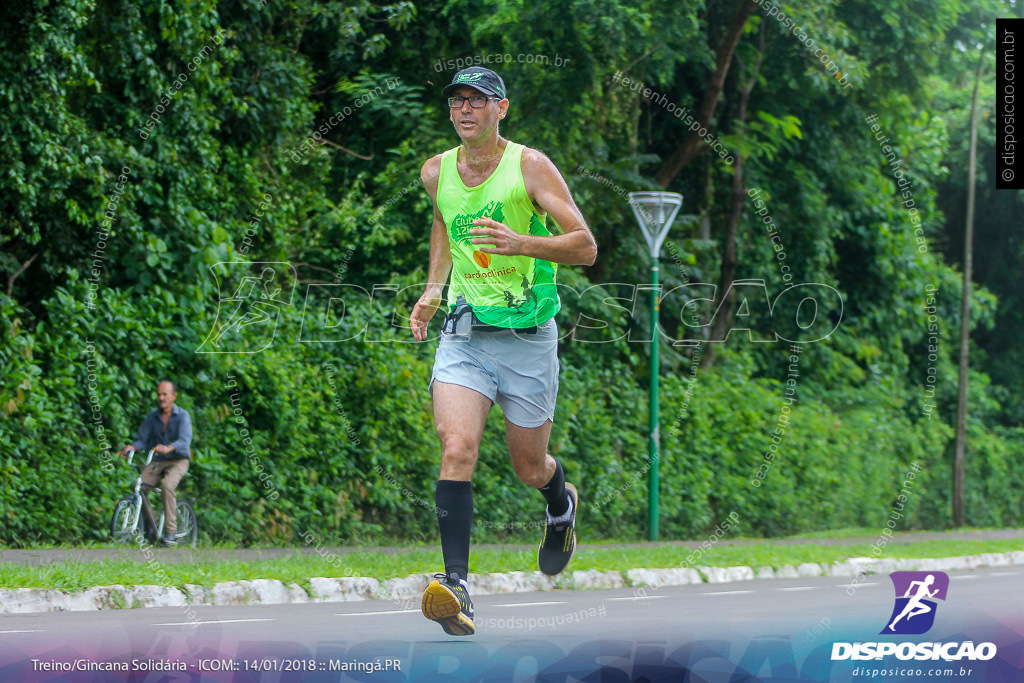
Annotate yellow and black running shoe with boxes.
[538,482,577,576]
[422,573,475,636]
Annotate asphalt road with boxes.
[2,566,1022,682]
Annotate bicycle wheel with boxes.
[110,497,138,544]
[174,501,198,548]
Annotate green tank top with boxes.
[436,141,560,328]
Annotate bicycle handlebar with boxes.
[125,449,156,467]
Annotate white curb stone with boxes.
[827,561,863,577]
[128,584,187,608]
[70,586,109,611]
[978,552,1010,567]
[248,579,308,605]
[183,584,210,605]
[471,571,555,595]
[380,573,433,601]
[796,563,823,578]
[873,559,900,574]
[700,566,754,583]
[308,577,380,602]
[0,588,60,613]
[774,564,800,579]
[209,581,253,606]
[570,570,624,590]
[625,567,703,587]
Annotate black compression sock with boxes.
[435,479,473,581]
[538,459,569,517]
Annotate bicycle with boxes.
[110,449,198,548]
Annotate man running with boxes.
[410,66,597,636]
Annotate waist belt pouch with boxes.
[441,295,474,339]
[442,294,539,335]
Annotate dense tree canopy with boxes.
[1,0,1021,545]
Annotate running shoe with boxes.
[421,572,475,635]
[538,482,577,575]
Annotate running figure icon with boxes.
[880,571,949,635]
[888,574,938,631]
[197,262,297,354]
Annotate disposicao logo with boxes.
[881,571,948,635]
[831,571,997,663]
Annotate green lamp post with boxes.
[628,192,683,542]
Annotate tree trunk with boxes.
[654,0,756,187]
[6,252,39,298]
[701,29,763,368]
[953,51,984,527]
[703,155,744,364]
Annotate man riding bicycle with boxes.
[117,380,193,546]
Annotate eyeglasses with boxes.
[448,95,502,108]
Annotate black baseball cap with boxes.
[442,67,507,100]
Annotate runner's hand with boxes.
[410,290,443,342]
[470,218,525,256]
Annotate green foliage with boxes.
[1,0,1021,546]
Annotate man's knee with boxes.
[512,457,550,488]
[439,438,478,469]
[436,428,479,476]
[162,461,189,490]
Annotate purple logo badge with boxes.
[880,571,949,635]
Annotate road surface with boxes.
[1,566,1021,681]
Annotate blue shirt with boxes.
[131,405,193,460]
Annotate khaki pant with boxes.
[141,458,189,534]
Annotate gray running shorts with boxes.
[429,318,559,428]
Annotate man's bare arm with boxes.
[469,148,596,266]
[410,155,453,341]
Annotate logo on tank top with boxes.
[450,201,505,245]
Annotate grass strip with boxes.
[0,538,1020,594]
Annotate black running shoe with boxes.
[538,482,577,576]
[421,573,475,636]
